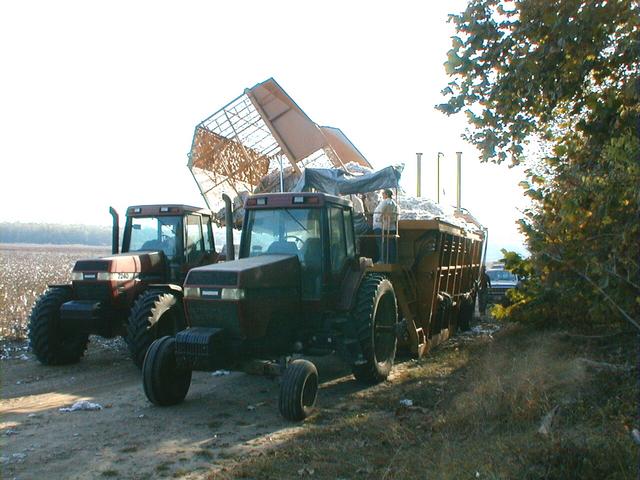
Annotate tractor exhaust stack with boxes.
[437,152,443,203]
[456,151,462,211]
[222,194,235,261]
[109,207,119,254]
[416,152,423,197]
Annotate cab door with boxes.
[326,205,357,304]
[182,215,218,280]
[201,215,219,265]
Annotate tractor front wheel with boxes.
[351,275,398,384]
[278,359,318,421]
[142,336,191,406]
[29,287,89,365]
[126,290,184,368]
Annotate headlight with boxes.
[184,287,201,298]
[71,272,83,281]
[221,288,245,300]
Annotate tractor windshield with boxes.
[243,208,322,298]
[129,216,181,259]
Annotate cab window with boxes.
[202,216,214,252]
[186,215,205,262]
[130,216,180,259]
[343,209,355,257]
[328,207,347,275]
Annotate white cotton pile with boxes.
[397,195,484,233]
[59,400,103,412]
[397,196,448,220]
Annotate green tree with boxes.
[439,0,639,329]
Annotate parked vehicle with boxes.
[486,268,519,306]
[29,204,219,367]
[142,192,486,420]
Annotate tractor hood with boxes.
[185,254,300,289]
[70,251,167,308]
[72,251,166,280]
[183,255,301,343]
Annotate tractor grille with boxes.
[74,283,112,302]
[74,260,109,271]
[186,300,240,336]
[186,270,237,286]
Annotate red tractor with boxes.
[29,204,219,367]
[141,192,484,421]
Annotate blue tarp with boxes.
[292,165,403,195]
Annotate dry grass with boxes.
[0,244,109,340]
[208,324,638,479]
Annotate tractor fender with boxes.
[146,284,183,297]
[336,257,374,312]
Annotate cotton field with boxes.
[0,244,110,340]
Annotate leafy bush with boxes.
[440,0,639,329]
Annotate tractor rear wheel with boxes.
[352,275,398,384]
[28,287,89,365]
[142,336,191,406]
[126,291,184,368]
[278,359,318,421]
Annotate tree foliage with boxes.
[440,0,639,329]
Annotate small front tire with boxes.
[142,336,191,406]
[278,359,318,421]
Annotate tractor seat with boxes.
[140,239,162,251]
[302,238,321,268]
[267,241,299,256]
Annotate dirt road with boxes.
[0,338,382,479]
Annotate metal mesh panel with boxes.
[187,78,372,216]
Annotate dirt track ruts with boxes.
[0,338,374,479]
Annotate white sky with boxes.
[0,0,528,258]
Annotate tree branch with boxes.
[542,251,640,332]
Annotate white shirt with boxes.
[373,198,398,230]
[349,195,364,214]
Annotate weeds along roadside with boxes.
[214,323,637,480]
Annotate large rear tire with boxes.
[126,291,184,368]
[28,287,89,365]
[351,275,398,384]
[142,336,191,406]
[278,359,318,421]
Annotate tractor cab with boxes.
[238,193,357,301]
[120,204,218,284]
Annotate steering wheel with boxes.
[284,235,304,250]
